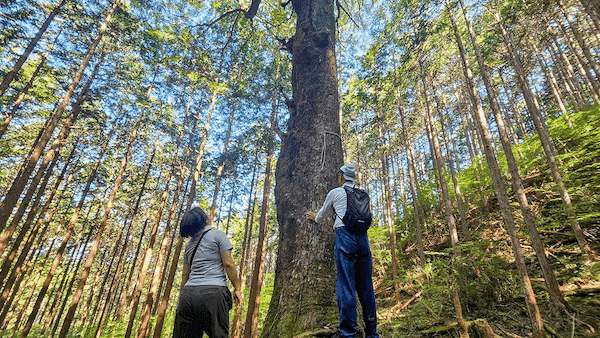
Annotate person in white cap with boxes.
[309,164,379,338]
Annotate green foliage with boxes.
[513,106,600,230]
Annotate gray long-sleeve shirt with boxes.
[315,182,355,229]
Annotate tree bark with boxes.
[264,0,341,333]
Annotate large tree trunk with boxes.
[264,0,341,334]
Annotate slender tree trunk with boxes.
[231,153,260,338]
[554,20,600,101]
[558,0,600,89]
[420,56,469,338]
[493,7,599,261]
[18,121,115,337]
[375,111,399,297]
[548,41,587,110]
[397,102,426,267]
[135,190,183,338]
[93,149,156,337]
[0,1,116,232]
[433,83,469,239]
[0,30,61,140]
[0,53,102,257]
[124,140,180,338]
[57,104,144,338]
[451,3,545,336]
[534,44,572,127]
[47,213,96,336]
[136,146,189,338]
[0,0,67,98]
[578,0,600,31]
[209,103,236,223]
[0,148,76,316]
[460,0,568,310]
[113,164,166,322]
[243,94,277,338]
[75,247,108,327]
[151,95,217,337]
[497,69,529,139]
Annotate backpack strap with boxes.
[189,228,212,266]
[333,186,351,224]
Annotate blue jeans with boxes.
[335,226,379,338]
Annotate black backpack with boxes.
[335,186,372,235]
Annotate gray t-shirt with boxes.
[183,227,233,287]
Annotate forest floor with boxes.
[373,196,600,337]
[370,108,600,338]
[374,234,600,338]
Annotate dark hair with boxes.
[180,207,208,237]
